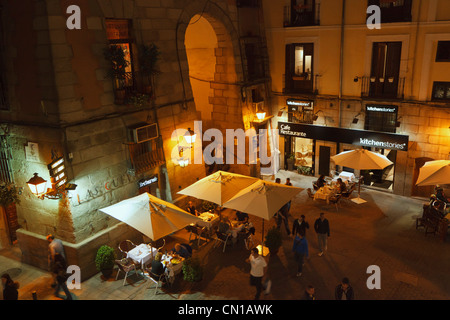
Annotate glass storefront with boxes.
[293,137,314,174]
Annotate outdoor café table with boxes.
[161,254,184,284]
[314,186,336,204]
[196,212,220,234]
[127,243,158,270]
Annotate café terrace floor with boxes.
[1,171,449,301]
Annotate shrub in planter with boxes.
[182,257,203,282]
[95,245,116,278]
[202,200,218,213]
[264,227,282,255]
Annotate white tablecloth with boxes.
[339,171,355,182]
[127,244,158,269]
[196,212,220,230]
[314,186,335,204]
[161,254,184,283]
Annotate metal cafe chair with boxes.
[115,259,137,286]
[118,240,137,259]
[214,231,231,253]
[147,270,167,295]
[189,225,209,246]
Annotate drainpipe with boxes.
[338,0,346,129]
[336,0,346,164]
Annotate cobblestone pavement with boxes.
[1,171,449,301]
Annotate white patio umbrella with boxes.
[222,179,303,248]
[331,149,393,204]
[99,192,202,241]
[416,160,450,186]
[177,171,259,206]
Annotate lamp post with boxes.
[26,173,48,198]
[183,128,196,145]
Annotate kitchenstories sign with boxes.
[278,122,409,151]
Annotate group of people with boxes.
[314,175,349,194]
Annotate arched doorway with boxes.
[183,12,243,132]
[185,15,217,124]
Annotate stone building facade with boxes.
[0,0,271,279]
[263,0,450,198]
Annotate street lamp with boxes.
[183,128,196,145]
[26,173,48,197]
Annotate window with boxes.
[236,0,259,7]
[367,0,412,23]
[0,12,8,111]
[436,41,450,62]
[369,42,402,98]
[364,105,398,133]
[242,38,265,81]
[285,43,314,94]
[105,19,135,103]
[431,82,450,101]
[285,0,318,27]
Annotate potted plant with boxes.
[202,200,218,213]
[95,245,116,279]
[139,43,160,97]
[297,166,312,176]
[287,153,295,171]
[182,257,203,282]
[264,227,282,256]
[127,93,149,108]
[103,45,129,104]
[0,181,21,208]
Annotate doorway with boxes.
[184,14,241,130]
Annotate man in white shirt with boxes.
[246,247,267,300]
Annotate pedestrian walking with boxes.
[302,285,316,300]
[314,212,330,256]
[335,277,354,300]
[292,231,308,277]
[1,273,19,300]
[276,204,291,236]
[47,234,66,287]
[292,214,309,237]
[246,247,268,300]
[52,253,73,300]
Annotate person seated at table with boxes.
[171,243,191,259]
[218,217,231,234]
[335,178,347,194]
[150,252,166,282]
[235,211,249,223]
[219,217,241,244]
[186,201,199,216]
[435,186,449,204]
[314,175,326,190]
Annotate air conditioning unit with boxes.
[129,123,158,143]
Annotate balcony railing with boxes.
[113,71,155,105]
[284,73,320,95]
[127,140,165,174]
[284,3,320,27]
[361,76,405,100]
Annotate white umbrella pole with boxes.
[352,176,367,204]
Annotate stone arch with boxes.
[176,1,244,131]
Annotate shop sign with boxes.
[278,122,409,151]
[286,99,314,111]
[138,175,158,188]
[365,105,397,113]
